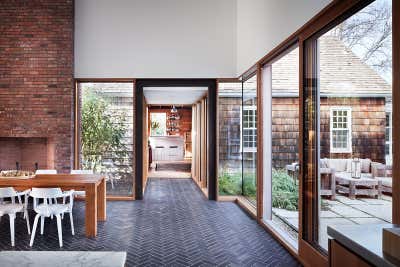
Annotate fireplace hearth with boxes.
[0,137,55,171]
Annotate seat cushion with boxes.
[328,159,351,172]
[378,177,392,188]
[360,158,371,173]
[35,204,69,216]
[0,203,23,216]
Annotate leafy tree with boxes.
[81,89,128,173]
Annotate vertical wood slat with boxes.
[393,0,400,224]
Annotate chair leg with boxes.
[30,214,40,247]
[9,213,15,246]
[25,210,31,235]
[40,216,45,235]
[55,214,63,247]
[69,212,75,235]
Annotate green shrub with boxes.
[272,169,299,211]
[243,172,256,199]
[218,170,242,195]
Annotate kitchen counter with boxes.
[328,224,400,267]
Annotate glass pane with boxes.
[243,75,257,205]
[150,113,167,136]
[218,82,243,196]
[316,0,393,251]
[270,46,300,245]
[79,82,134,196]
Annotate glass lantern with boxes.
[351,158,361,178]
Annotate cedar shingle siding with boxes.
[219,96,386,169]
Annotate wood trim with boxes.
[299,239,328,267]
[259,221,304,265]
[216,78,241,83]
[393,0,400,224]
[256,64,263,220]
[236,196,257,219]
[73,80,136,200]
[107,196,135,201]
[298,40,305,246]
[74,80,79,169]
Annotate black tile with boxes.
[0,178,299,266]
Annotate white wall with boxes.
[75,0,237,78]
[75,0,333,78]
[236,0,332,76]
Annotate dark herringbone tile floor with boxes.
[0,178,299,266]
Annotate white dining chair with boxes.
[29,187,75,247]
[0,187,31,246]
[35,169,58,207]
[71,169,94,197]
[35,169,57,175]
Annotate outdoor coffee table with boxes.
[334,172,382,199]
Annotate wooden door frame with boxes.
[135,79,218,200]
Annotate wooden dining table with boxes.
[0,174,106,238]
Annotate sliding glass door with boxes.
[303,0,393,251]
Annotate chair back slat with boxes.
[30,188,63,199]
[35,170,57,175]
[0,187,17,198]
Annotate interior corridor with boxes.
[0,178,298,266]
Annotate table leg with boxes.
[85,184,97,237]
[97,178,106,221]
[349,182,356,199]
[377,181,383,199]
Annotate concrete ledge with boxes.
[0,251,127,267]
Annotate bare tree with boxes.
[331,0,392,81]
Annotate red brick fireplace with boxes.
[0,138,56,171]
[0,0,74,172]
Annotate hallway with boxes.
[0,178,299,266]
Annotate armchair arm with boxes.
[371,162,386,178]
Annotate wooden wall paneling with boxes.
[393,0,400,224]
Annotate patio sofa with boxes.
[320,158,391,198]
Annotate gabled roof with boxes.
[220,35,391,98]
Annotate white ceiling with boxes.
[143,87,208,105]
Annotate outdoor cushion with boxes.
[328,159,351,172]
[378,177,392,188]
[320,158,329,168]
[360,158,371,173]
[371,162,386,178]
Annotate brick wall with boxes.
[0,0,74,172]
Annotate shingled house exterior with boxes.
[219,35,392,171]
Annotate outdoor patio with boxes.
[273,194,392,250]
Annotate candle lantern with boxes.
[351,158,361,178]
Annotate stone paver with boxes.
[329,204,372,218]
[352,204,392,222]
[349,217,387,224]
[272,194,393,251]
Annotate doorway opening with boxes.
[147,104,194,179]
[135,79,217,200]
